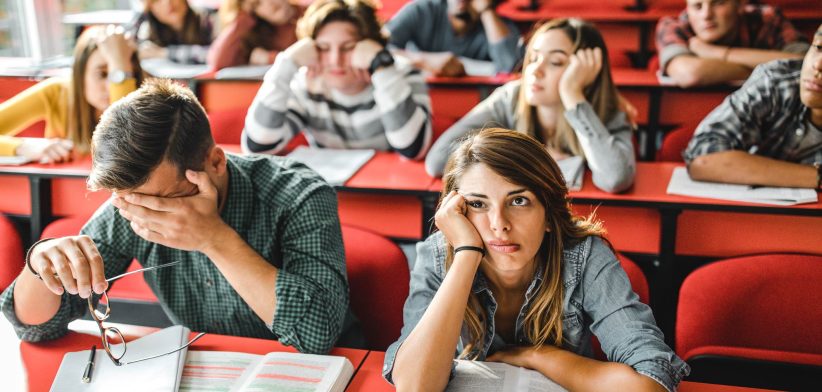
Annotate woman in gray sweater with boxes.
[426,18,635,193]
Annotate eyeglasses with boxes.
[87,261,206,366]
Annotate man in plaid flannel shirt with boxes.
[655,0,809,87]
[1,79,360,354]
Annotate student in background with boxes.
[684,25,822,190]
[0,26,142,162]
[426,19,635,193]
[2,79,359,353]
[136,0,216,64]
[242,0,432,160]
[656,0,809,87]
[385,128,688,391]
[207,0,302,70]
[385,0,521,76]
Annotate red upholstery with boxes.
[676,254,822,365]
[592,253,650,360]
[0,214,24,291]
[656,127,694,162]
[40,217,158,302]
[342,224,409,351]
[207,108,309,152]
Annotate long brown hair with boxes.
[440,128,606,358]
[67,26,144,154]
[296,0,386,45]
[142,0,211,46]
[516,18,621,158]
[220,0,302,56]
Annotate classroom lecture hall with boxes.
[0,0,820,391]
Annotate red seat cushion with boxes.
[0,214,24,291]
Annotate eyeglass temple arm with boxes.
[105,261,182,283]
[118,332,206,366]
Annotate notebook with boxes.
[557,156,585,191]
[0,155,32,166]
[286,146,375,186]
[666,167,818,206]
[51,326,354,392]
[445,360,567,392]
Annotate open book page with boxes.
[557,156,585,191]
[237,352,353,392]
[50,325,191,392]
[179,351,263,392]
[286,147,375,186]
[446,360,566,392]
[667,167,818,206]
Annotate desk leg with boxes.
[654,207,681,347]
[28,177,53,242]
[421,193,439,239]
[642,89,663,161]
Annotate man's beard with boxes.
[454,10,473,24]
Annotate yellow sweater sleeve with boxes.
[109,78,137,102]
[0,77,68,156]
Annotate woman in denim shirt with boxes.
[384,128,689,391]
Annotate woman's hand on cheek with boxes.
[435,191,484,250]
[350,39,382,71]
[558,47,602,110]
[97,25,136,72]
[284,38,319,67]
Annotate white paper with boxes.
[179,351,262,392]
[50,326,191,392]
[286,146,375,186]
[0,155,32,166]
[666,167,818,206]
[237,352,353,392]
[215,65,271,80]
[557,156,585,191]
[140,58,209,79]
[446,360,566,392]
[459,57,497,77]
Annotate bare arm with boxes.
[665,55,751,88]
[687,150,818,188]
[724,47,804,69]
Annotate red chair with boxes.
[342,224,409,351]
[592,253,650,359]
[40,216,158,302]
[676,254,822,390]
[0,214,24,291]
[207,108,309,152]
[656,126,694,162]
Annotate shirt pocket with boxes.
[561,311,585,351]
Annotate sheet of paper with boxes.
[238,352,351,392]
[141,58,208,79]
[0,155,32,166]
[459,57,497,77]
[215,65,271,80]
[666,167,817,206]
[286,146,375,186]
[446,360,519,392]
[179,351,262,392]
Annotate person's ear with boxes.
[205,145,227,176]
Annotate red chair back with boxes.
[657,127,694,162]
[342,224,409,351]
[0,214,24,291]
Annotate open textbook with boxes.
[667,167,818,206]
[286,146,375,186]
[446,360,567,392]
[179,350,353,392]
[557,156,585,191]
[50,326,353,392]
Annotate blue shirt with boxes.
[383,231,689,391]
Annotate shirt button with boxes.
[206,279,214,287]
[796,129,804,136]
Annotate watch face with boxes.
[108,70,125,83]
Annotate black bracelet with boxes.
[454,245,486,257]
[25,237,56,280]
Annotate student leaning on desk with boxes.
[0,25,143,163]
[0,79,361,354]
[386,129,688,391]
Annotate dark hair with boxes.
[140,1,212,46]
[296,0,386,46]
[88,78,214,191]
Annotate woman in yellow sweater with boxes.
[0,25,144,162]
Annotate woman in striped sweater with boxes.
[242,0,432,160]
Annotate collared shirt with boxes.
[383,232,689,392]
[684,59,822,165]
[1,154,353,354]
[385,0,522,73]
[655,4,809,73]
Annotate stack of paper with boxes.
[286,147,375,186]
[666,167,818,206]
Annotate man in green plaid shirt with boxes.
[1,79,358,354]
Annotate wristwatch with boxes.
[814,162,822,189]
[108,69,134,84]
[368,48,394,75]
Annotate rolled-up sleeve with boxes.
[582,237,689,392]
[272,184,348,354]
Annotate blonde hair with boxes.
[296,0,386,45]
[67,26,144,154]
[440,128,606,358]
[515,18,621,158]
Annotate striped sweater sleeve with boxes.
[242,56,307,155]
[370,61,432,160]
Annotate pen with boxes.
[82,345,96,383]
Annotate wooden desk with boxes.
[1,318,368,392]
[350,351,781,392]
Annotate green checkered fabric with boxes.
[1,154,350,354]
